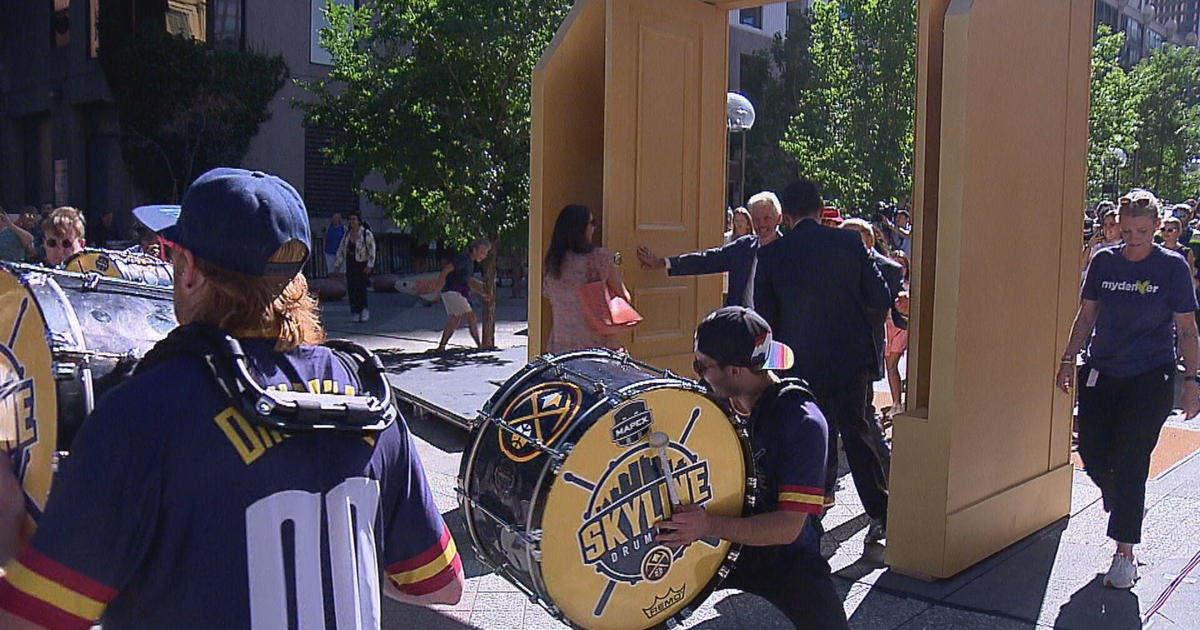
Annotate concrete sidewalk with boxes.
[322,293,1200,629]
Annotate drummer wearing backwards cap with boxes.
[658,306,849,630]
[0,168,462,630]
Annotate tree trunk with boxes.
[482,233,499,349]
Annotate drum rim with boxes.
[1,261,174,299]
[460,351,758,629]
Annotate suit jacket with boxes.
[867,249,904,380]
[669,234,759,307]
[754,219,892,385]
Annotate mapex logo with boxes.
[1100,279,1161,295]
[611,400,653,446]
[576,441,713,585]
[0,343,38,483]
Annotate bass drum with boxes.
[63,248,174,287]
[459,350,755,630]
[0,263,176,525]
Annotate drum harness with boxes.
[131,323,396,433]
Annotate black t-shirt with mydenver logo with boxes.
[1082,245,1198,378]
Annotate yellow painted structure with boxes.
[529,0,728,375]
[888,0,1094,578]
[531,0,1093,579]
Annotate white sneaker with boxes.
[361,309,370,322]
[1103,553,1138,589]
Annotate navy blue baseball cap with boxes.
[133,168,311,277]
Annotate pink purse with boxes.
[576,255,642,335]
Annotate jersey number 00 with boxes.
[246,477,382,630]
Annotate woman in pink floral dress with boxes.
[542,204,632,354]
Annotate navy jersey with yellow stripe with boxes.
[0,339,460,630]
[746,378,829,557]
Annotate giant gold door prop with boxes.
[531,0,1093,579]
[889,0,1093,578]
[530,0,727,375]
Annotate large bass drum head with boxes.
[540,387,745,629]
[0,269,56,531]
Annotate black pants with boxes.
[810,373,890,523]
[723,549,849,630]
[347,257,369,314]
[1076,363,1174,544]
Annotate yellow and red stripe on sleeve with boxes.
[0,547,117,630]
[386,525,463,596]
[777,485,825,515]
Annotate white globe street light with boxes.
[727,93,756,207]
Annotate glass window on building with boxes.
[52,0,70,47]
[166,0,207,42]
[1146,28,1165,51]
[1095,1,1120,31]
[312,0,354,65]
[739,7,763,29]
[210,0,244,50]
[1124,17,1144,64]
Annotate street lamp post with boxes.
[727,92,756,208]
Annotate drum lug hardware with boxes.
[52,361,78,380]
[592,381,606,395]
[718,565,731,579]
[51,451,69,472]
[746,494,757,507]
[746,476,758,489]
[726,548,740,563]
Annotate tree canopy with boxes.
[100,14,287,202]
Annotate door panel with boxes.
[604,0,726,373]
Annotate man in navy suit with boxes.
[754,179,894,543]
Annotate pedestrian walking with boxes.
[419,239,493,351]
[754,179,893,540]
[541,204,632,353]
[333,211,376,322]
[1056,188,1200,589]
[324,212,346,276]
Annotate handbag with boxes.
[576,254,642,335]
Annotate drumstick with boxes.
[648,432,681,506]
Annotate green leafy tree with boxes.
[297,0,571,347]
[1130,43,1200,202]
[780,0,916,210]
[1087,26,1142,204]
[738,7,814,200]
[99,17,287,202]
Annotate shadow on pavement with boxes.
[382,600,474,629]
[1053,575,1141,630]
[378,347,518,374]
[441,507,491,579]
[402,401,470,453]
[847,520,1071,628]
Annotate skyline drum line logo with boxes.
[557,402,722,621]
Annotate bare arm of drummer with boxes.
[656,504,808,548]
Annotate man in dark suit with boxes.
[636,191,783,308]
[754,179,894,543]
